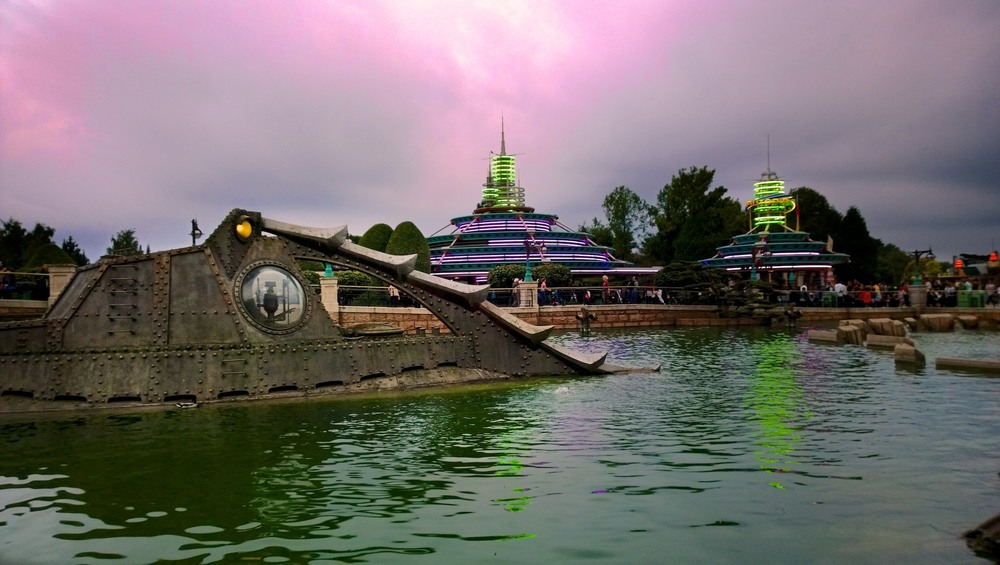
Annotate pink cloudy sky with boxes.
[2,0,998,264]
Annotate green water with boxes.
[2,326,999,564]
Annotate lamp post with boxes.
[523,240,547,283]
[524,241,534,282]
[750,236,769,282]
[189,219,203,246]
[910,248,934,285]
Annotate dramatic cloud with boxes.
[2,0,998,264]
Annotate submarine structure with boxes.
[0,209,612,414]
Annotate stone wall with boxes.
[336,307,451,334]
[330,303,1000,333]
[0,300,48,321]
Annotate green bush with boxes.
[654,261,724,288]
[358,223,393,252]
[22,243,75,272]
[385,221,431,273]
[301,270,321,286]
[532,263,572,287]
[487,263,573,287]
[336,270,375,286]
[488,264,527,288]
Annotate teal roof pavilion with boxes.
[427,124,644,283]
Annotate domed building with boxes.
[427,125,652,283]
[700,165,849,288]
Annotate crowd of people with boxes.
[511,275,1000,309]
[794,277,998,308]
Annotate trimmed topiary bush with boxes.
[358,223,394,252]
[385,221,431,273]
[22,243,76,271]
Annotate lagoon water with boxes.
[2,326,999,564]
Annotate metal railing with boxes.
[0,272,50,301]
[336,285,422,308]
[334,284,999,309]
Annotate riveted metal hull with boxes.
[0,210,608,414]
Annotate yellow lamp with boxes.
[235,217,253,241]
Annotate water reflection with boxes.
[745,333,804,488]
[1,327,999,563]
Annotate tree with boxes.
[0,219,56,270]
[580,186,651,262]
[24,223,55,264]
[903,256,945,283]
[647,166,744,263]
[874,242,911,285]
[0,219,28,269]
[600,186,651,263]
[107,229,144,257]
[358,223,394,252]
[578,217,614,249]
[61,236,89,266]
[832,206,878,283]
[384,221,431,273]
[789,187,843,243]
[653,261,724,289]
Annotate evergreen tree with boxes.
[61,236,89,266]
[833,207,878,283]
[789,187,843,243]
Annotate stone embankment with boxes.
[329,304,1000,334]
[807,314,999,375]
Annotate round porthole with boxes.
[235,262,311,334]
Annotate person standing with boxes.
[834,280,847,307]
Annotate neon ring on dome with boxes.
[234,261,311,334]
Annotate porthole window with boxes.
[236,263,310,333]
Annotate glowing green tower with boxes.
[747,169,796,231]
[480,120,526,211]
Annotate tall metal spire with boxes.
[760,134,778,181]
[500,115,507,156]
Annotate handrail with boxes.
[0,271,50,301]
[332,284,998,309]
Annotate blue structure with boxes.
[428,125,652,283]
[701,166,848,286]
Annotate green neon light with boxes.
[749,173,795,229]
[746,335,805,489]
[480,125,527,209]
